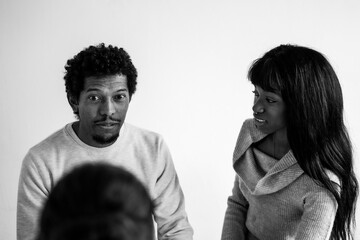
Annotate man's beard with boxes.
[93,133,119,145]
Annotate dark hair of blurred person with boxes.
[37,162,154,240]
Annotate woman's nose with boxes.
[252,99,264,114]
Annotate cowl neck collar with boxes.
[233,119,304,195]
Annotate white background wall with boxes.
[1,0,360,239]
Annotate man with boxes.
[17,43,193,240]
[37,163,154,240]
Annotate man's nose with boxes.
[99,99,115,116]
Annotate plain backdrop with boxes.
[1,0,360,239]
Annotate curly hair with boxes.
[37,162,154,240]
[64,43,138,101]
[248,44,358,240]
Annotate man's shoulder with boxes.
[28,123,73,154]
[123,123,164,142]
[21,123,74,171]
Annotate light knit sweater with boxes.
[221,119,339,240]
[17,122,193,240]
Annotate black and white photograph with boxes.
[1,0,359,239]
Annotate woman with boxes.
[221,44,358,240]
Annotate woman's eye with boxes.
[266,98,276,103]
[252,90,259,97]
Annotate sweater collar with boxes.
[233,119,304,195]
[66,122,127,151]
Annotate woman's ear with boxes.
[67,95,79,115]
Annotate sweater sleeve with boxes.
[221,175,249,240]
[17,151,50,240]
[295,189,338,240]
[152,139,193,240]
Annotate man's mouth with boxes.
[95,121,120,129]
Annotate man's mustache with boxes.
[94,117,121,124]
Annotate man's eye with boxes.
[88,95,100,101]
[114,94,126,101]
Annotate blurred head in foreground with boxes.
[37,162,154,240]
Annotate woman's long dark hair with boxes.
[248,44,358,240]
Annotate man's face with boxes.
[70,74,130,147]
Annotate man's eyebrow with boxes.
[86,88,101,92]
[85,88,129,93]
[116,89,128,92]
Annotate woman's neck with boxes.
[255,128,290,160]
[270,128,290,160]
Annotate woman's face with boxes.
[252,85,287,135]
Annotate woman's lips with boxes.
[254,117,266,124]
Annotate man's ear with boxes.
[67,94,79,115]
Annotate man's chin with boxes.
[93,134,119,146]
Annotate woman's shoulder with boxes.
[238,118,266,143]
[232,119,267,162]
[294,169,340,200]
